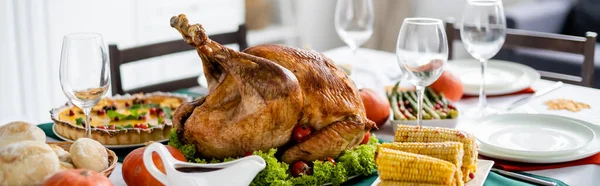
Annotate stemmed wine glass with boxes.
[396,18,448,126]
[334,0,374,85]
[60,33,110,138]
[461,0,506,117]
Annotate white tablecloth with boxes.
[47,47,600,186]
[325,47,600,186]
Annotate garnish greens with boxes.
[107,109,147,120]
[75,118,84,125]
[168,129,378,186]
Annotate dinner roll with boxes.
[49,144,72,163]
[0,141,60,185]
[70,138,108,172]
[0,121,46,147]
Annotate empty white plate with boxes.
[474,114,596,157]
[447,59,540,95]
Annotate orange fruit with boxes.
[359,88,390,128]
[429,71,463,102]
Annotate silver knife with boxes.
[506,81,563,111]
[491,168,557,186]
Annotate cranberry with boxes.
[113,117,119,122]
[149,108,157,115]
[244,152,253,157]
[448,104,456,110]
[133,124,140,128]
[125,102,130,107]
[68,110,75,116]
[140,124,148,129]
[138,115,146,120]
[108,125,115,130]
[97,125,106,129]
[97,109,106,116]
[469,172,475,179]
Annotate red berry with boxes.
[361,131,370,145]
[133,124,139,128]
[97,125,105,129]
[244,152,253,157]
[448,104,456,110]
[140,124,148,129]
[97,109,106,116]
[125,102,130,107]
[469,172,475,179]
[68,110,75,116]
[113,117,119,122]
[434,104,442,110]
[138,115,146,120]
[149,108,157,115]
[108,125,115,130]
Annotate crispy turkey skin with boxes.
[170,14,374,163]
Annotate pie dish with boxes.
[50,92,192,145]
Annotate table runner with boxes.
[35,88,567,186]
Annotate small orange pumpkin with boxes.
[44,169,113,186]
[359,88,391,128]
[429,71,464,102]
[122,145,186,186]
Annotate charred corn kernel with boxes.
[376,147,458,185]
[379,142,465,186]
[394,125,478,182]
[377,181,446,186]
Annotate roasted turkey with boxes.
[170,14,375,164]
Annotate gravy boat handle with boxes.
[143,142,178,185]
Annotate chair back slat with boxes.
[109,24,248,95]
[445,21,596,87]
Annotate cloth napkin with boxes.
[483,153,600,171]
[463,87,535,98]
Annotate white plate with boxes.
[477,114,600,163]
[474,114,595,157]
[52,124,169,149]
[447,59,540,96]
[371,159,494,186]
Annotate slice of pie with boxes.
[50,92,192,145]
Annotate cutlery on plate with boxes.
[491,168,557,186]
[506,81,563,111]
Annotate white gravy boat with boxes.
[143,142,266,186]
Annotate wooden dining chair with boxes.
[109,24,248,95]
[445,21,597,87]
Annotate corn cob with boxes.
[376,147,459,185]
[379,142,465,185]
[377,181,447,186]
[394,125,478,182]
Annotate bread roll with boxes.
[0,121,46,147]
[0,141,60,185]
[70,138,108,172]
[49,144,72,163]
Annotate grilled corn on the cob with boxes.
[376,147,460,185]
[393,125,478,182]
[377,181,447,186]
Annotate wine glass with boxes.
[460,0,506,117]
[335,0,374,86]
[396,18,448,126]
[60,33,110,138]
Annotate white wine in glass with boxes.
[461,0,506,117]
[60,33,110,138]
[396,18,448,126]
